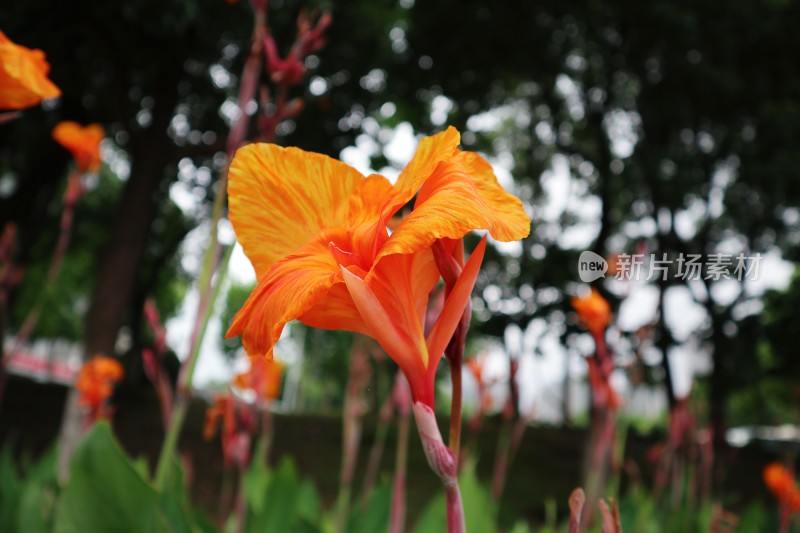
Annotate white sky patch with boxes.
[383,122,417,169]
[540,154,570,221]
[559,223,599,250]
[229,242,256,285]
[667,345,695,398]
[664,285,708,342]
[430,95,454,126]
[674,197,707,241]
[744,248,794,296]
[617,283,659,332]
[101,140,131,181]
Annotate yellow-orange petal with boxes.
[226,235,343,357]
[52,122,104,172]
[379,150,530,259]
[384,126,461,217]
[298,282,370,335]
[228,143,366,280]
[0,31,61,110]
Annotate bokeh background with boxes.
[2,0,800,530]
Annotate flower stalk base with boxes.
[413,402,465,533]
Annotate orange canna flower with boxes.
[764,463,800,512]
[226,126,530,407]
[571,288,611,337]
[52,121,104,173]
[75,356,124,421]
[0,31,61,110]
[233,355,284,403]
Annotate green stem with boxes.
[154,396,188,489]
[154,244,233,489]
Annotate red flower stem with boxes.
[413,402,465,533]
[448,353,463,462]
[388,402,410,533]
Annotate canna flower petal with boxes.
[228,144,365,280]
[379,151,530,259]
[227,235,343,357]
[226,126,532,406]
[52,122,104,172]
[425,236,486,362]
[384,126,461,216]
[0,31,61,110]
[340,249,440,406]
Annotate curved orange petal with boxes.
[0,32,61,110]
[379,150,530,259]
[339,249,441,404]
[228,143,365,280]
[226,235,342,356]
[383,126,461,217]
[297,282,369,335]
[426,236,486,361]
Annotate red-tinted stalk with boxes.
[413,402,465,533]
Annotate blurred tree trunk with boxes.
[58,82,179,479]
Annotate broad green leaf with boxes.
[53,422,166,533]
[246,457,300,533]
[17,448,58,532]
[347,482,391,533]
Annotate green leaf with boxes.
[347,482,391,533]
[296,480,322,528]
[19,448,58,532]
[53,422,172,533]
[0,444,21,532]
[245,457,301,533]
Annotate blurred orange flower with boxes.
[233,356,284,403]
[76,356,124,421]
[204,394,235,441]
[52,121,104,172]
[226,127,530,407]
[0,31,61,110]
[203,394,252,467]
[571,288,611,337]
[465,356,484,386]
[764,463,800,511]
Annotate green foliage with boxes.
[240,457,314,533]
[345,482,391,533]
[0,445,59,533]
[53,422,205,533]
